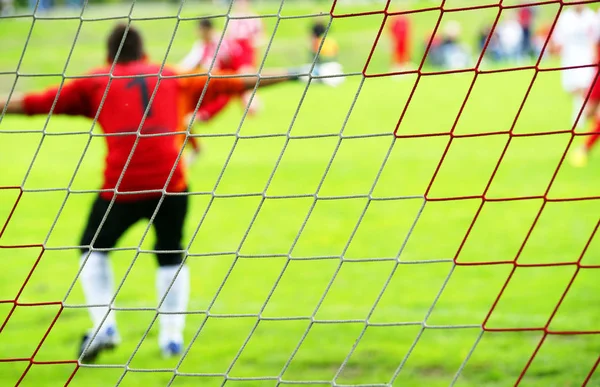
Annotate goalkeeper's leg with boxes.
[78,197,140,363]
[153,194,190,357]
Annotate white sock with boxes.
[79,252,116,333]
[573,94,585,129]
[156,264,190,346]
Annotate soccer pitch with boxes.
[0,1,599,386]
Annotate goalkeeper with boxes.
[0,23,320,362]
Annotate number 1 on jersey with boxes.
[127,78,153,118]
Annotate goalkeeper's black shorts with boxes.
[79,193,188,266]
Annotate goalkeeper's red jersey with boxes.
[22,60,246,201]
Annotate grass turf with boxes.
[0,1,599,386]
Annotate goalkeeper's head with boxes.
[107,23,145,64]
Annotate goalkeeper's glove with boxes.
[289,61,345,87]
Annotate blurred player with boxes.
[518,1,536,59]
[551,4,599,129]
[389,14,411,72]
[226,0,265,69]
[428,21,470,69]
[225,0,265,114]
[179,18,242,72]
[571,69,600,167]
[178,19,242,133]
[497,12,524,63]
[478,24,503,63]
[0,23,310,362]
[310,20,339,64]
[179,18,244,163]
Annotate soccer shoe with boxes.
[78,326,120,363]
[161,341,184,358]
[570,146,588,168]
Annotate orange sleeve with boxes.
[175,72,246,153]
[180,73,247,105]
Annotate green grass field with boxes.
[1,1,600,386]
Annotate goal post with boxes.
[0,0,599,386]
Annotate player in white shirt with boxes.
[497,13,524,63]
[552,5,599,129]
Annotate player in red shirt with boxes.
[179,17,264,164]
[178,18,244,161]
[178,18,240,163]
[389,14,411,73]
[518,3,536,59]
[225,0,265,114]
[570,14,600,167]
[571,72,600,167]
[225,0,264,70]
[0,23,304,362]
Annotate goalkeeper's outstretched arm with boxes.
[191,69,303,97]
[241,64,344,88]
[0,62,344,118]
[0,69,299,116]
[194,63,343,98]
[250,70,303,86]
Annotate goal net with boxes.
[0,0,599,386]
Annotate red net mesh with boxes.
[0,187,80,383]
[334,0,599,385]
